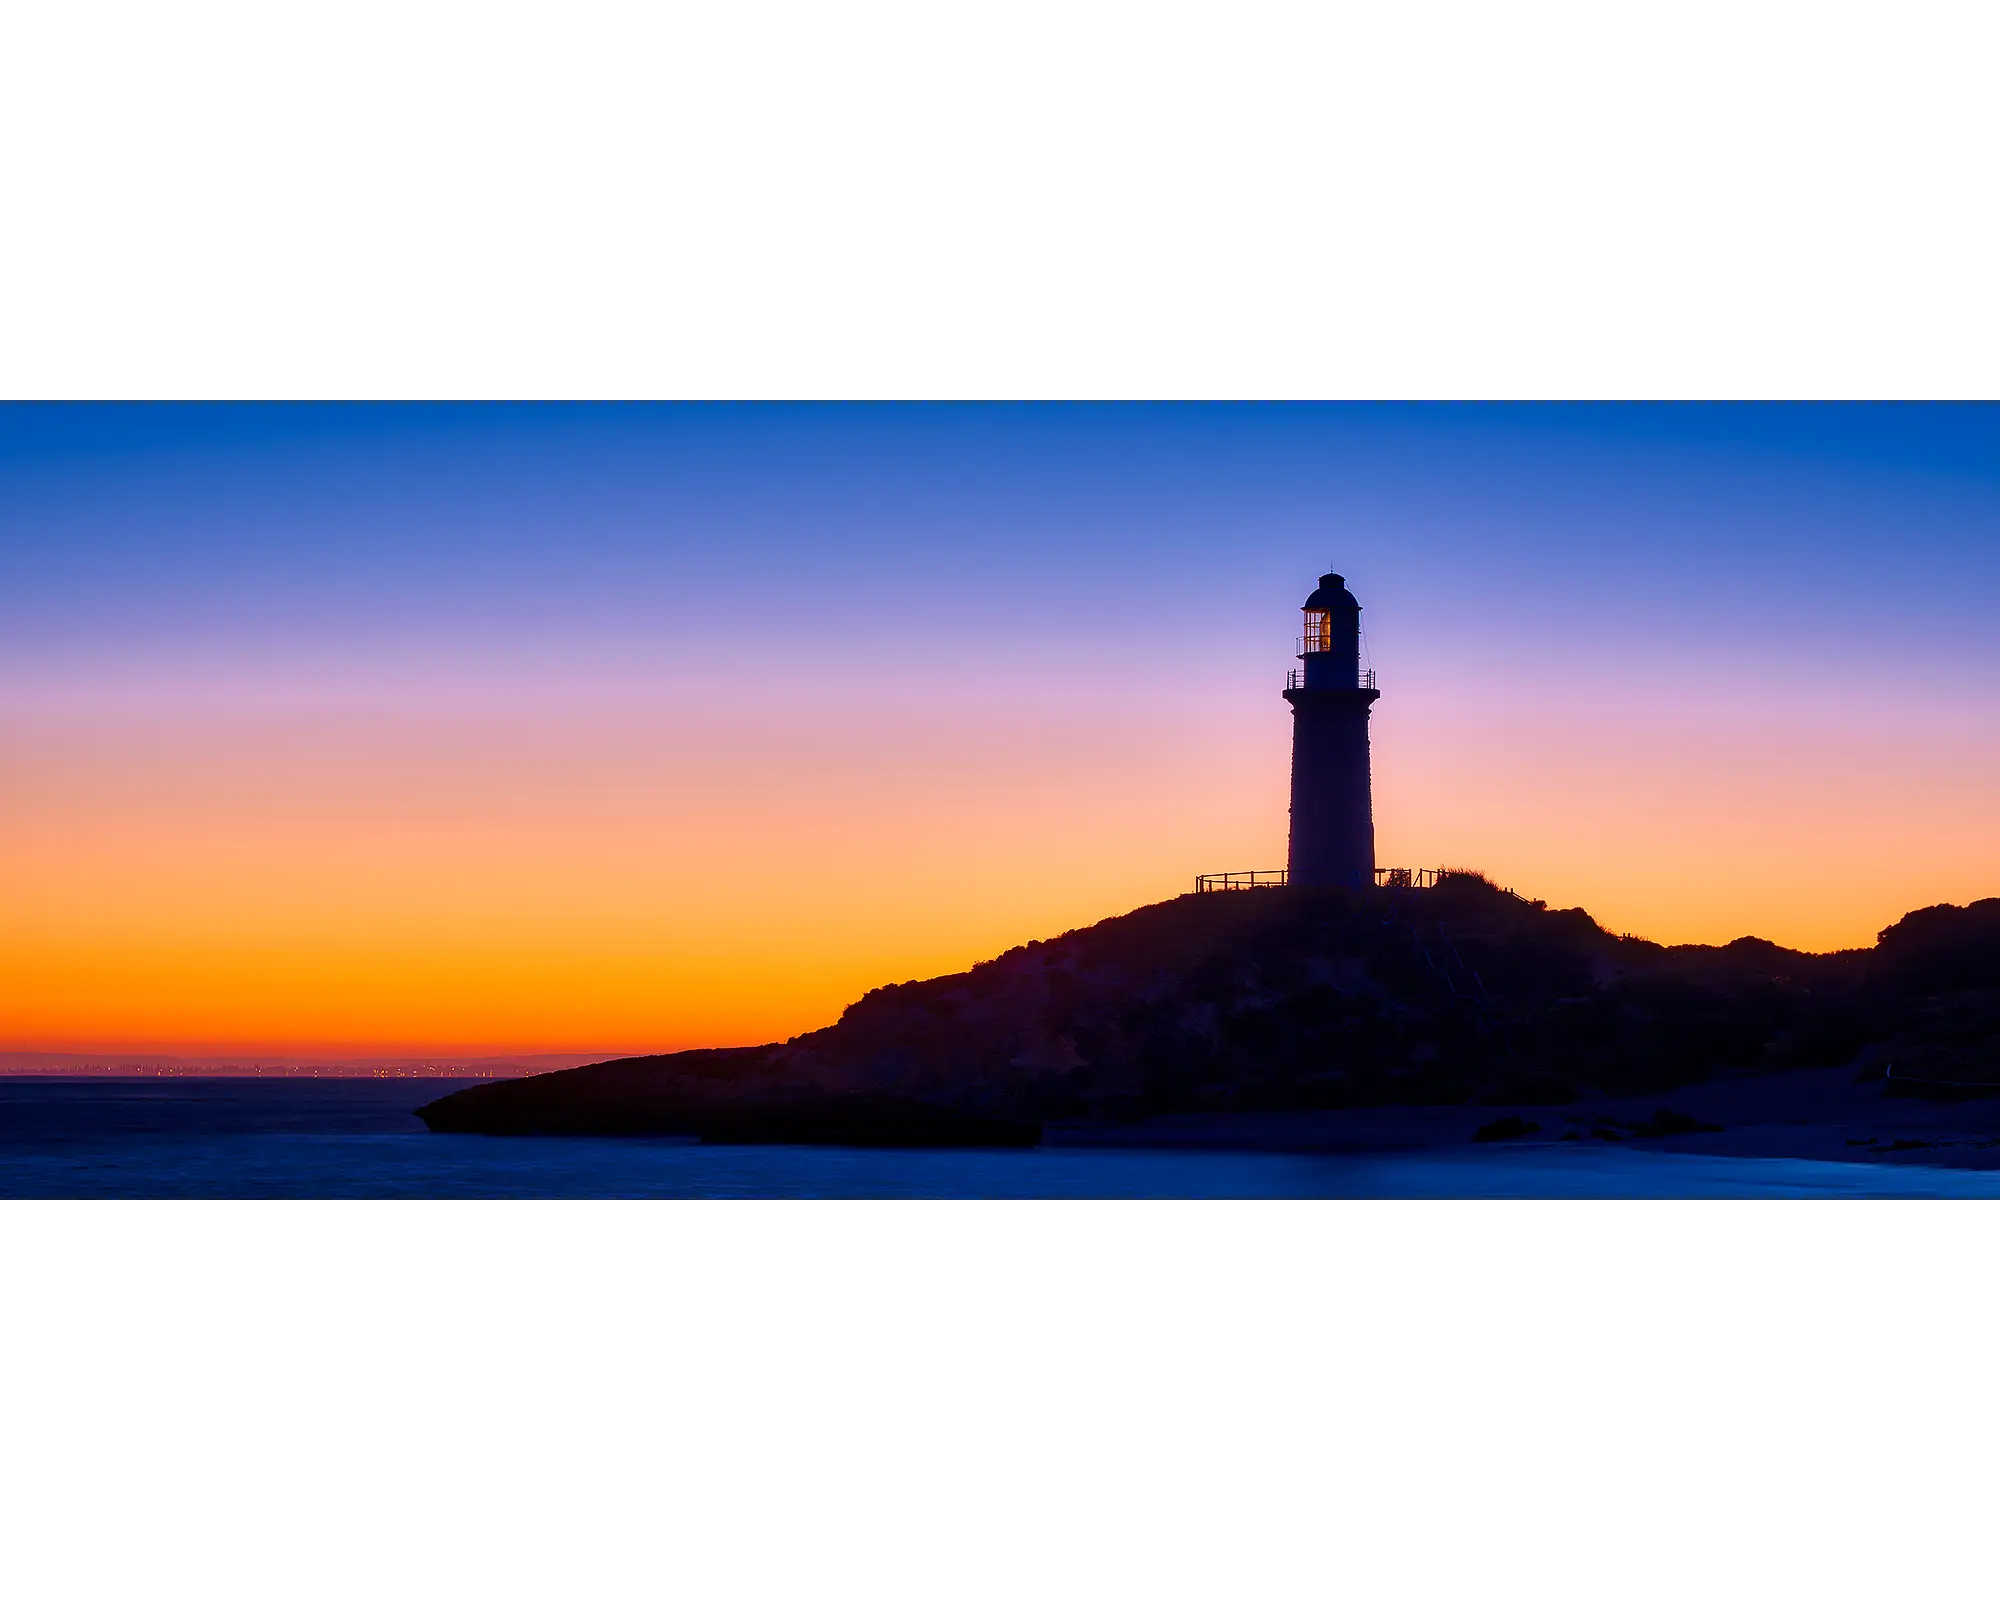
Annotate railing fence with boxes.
[1194,866,1450,893]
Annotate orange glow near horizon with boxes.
[1,688,1269,1056]
[6,670,1997,1059]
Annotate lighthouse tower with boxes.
[1283,572,1380,889]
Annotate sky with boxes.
[4,403,1998,1060]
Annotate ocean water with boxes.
[5,1077,2000,1198]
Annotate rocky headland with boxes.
[417,873,2000,1158]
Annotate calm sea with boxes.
[4,1077,1999,1198]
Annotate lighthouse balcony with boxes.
[1286,667,1376,690]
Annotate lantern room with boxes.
[1296,571,1364,690]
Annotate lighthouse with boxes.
[1283,572,1380,888]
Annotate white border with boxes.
[7,1201,1998,1599]
[1,2,1994,398]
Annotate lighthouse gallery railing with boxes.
[1285,668,1377,690]
[1194,867,1447,893]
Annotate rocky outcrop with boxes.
[417,875,2000,1142]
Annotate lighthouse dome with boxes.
[1303,573,1359,611]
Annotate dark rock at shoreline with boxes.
[1625,1107,1724,1138]
[1472,1115,1541,1142]
[414,1053,1040,1146]
[417,878,2000,1145]
[417,1047,762,1136]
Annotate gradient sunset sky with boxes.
[5,404,1997,1058]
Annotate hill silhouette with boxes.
[417,874,2000,1146]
